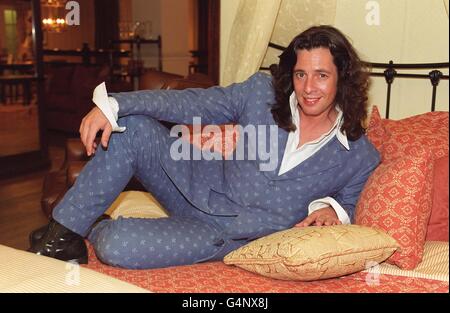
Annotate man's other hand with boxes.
[79,107,112,156]
[295,206,342,227]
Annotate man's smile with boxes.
[302,96,322,105]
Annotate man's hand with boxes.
[295,206,342,227]
[79,107,112,156]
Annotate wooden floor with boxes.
[0,132,67,250]
[0,104,40,157]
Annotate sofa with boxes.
[43,65,212,134]
[44,63,116,134]
[2,71,448,293]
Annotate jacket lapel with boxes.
[262,136,348,181]
[260,127,288,181]
[258,105,348,181]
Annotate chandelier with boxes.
[41,0,67,33]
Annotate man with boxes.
[29,25,380,269]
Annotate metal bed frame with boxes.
[261,42,449,119]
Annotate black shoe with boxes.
[29,214,111,247]
[28,219,88,264]
[29,223,49,247]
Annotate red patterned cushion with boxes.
[382,112,449,161]
[367,107,449,160]
[355,145,434,269]
[366,106,389,156]
[366,108,449,245]
[427,155,449,241]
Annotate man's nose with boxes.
[304,77,315,93]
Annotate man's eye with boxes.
[295,72,305,78]
[319,73,328,78]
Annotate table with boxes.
[0,63,34,75]
[0,75,37,105]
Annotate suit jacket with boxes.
[111,73,380,242]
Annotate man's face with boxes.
[292,47,338,119]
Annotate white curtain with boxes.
[222,0,337,85]
[221,0,282,86]
[262,0,337,69]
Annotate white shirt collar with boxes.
[289,92,350,150]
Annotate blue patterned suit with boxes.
[53,72,380,269]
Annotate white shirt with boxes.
[92,84,351,224]
[92,83,124,132]
[278,92,350,224]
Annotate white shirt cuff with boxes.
[92,82,126,132]
[308,197,351,224]
[108,96,120,121]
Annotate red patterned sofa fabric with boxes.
[366,107,449,240]
[83,243,448,293]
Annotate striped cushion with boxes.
[363,241,449,282]
[0,245,149,292]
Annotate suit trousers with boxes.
[52,115,241,269]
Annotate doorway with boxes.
[0,0,49,177]
[118,0,220,84]
[190,0,220,84]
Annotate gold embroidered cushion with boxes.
[223,225,398,281]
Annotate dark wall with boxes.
[94,0,119,49]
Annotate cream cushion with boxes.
[0,245,149,293]
[105,191,169,219]
[224,225,399,281]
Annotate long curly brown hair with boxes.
[270,25,369,140]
